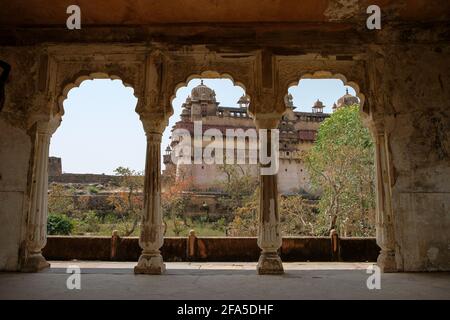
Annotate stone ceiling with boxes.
[0,0,449,26]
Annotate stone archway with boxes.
[170,70,249,106]
[57,72,138,117]
[21,72,142,272]
[17,49,169,272]
[167,66,288,274]
[146,69,260,274]
[287,71,366,110]
[284,71,396,271]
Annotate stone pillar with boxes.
[187,229,197,260]
[374,129,397,272]
[21,119,59,272]
[254,115,284,275]
[110,230,120,261]
[330,229,340,262]
[134,116,167,274]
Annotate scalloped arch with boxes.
[170,71,249,109]
[286,71,365,111]
[57,72,137,116]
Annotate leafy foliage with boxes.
[279,195,317,236]
[227,188,259,236]
[79,210,101,233]
[107,167,144,236]
[306,105,375,237]
[88,185,99,194]
[48,184,74,216]
[228,190,318,236]
[216,164,258,214]
[47,213,74,235]
[161,165,192,236]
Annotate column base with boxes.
[134,253,166,275]
[377,250,397,273]
[257,252,284,275]
[21,253,50,272]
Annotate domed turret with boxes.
[183,80,220,120]
[163,145,172,165]
[237,94,250,108]
[180,107,190,120]
[312,99,324,113]
[336,88,359,109]
[191,80,216,102]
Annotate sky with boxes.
[49,78,356,174]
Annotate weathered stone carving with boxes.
[254,113,284,275]
[134,114,168,274]
[373,127,397,272]
[21,116,61,272]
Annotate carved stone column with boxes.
[254,114,284,275]
[21,118,60,272]
[374,128,397,272]
[134,114,167,274]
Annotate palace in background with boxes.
[47,82,359,218]
[164,81,359,194]
[162,82,359,216]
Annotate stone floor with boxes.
[0,261,449,299]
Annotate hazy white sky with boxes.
[49,78,356,174]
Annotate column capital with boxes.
[139,112,169,135]
[35,119,60,136]
[27,114,61,135]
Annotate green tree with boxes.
[107,167,144,236]
[279,195,317,236]
[219,165,319,236]
[217,164,258,216]
[306,105,375,237]
[227,190,318,236]
[161,165,191,236]
[227,188,259,236]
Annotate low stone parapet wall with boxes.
[43,235,379,262]
[49,173,117,184]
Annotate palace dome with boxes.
[313,99,324,108]
[312,99,324,113]
[191,80,216,102]
[336,88,359,108]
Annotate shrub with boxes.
[83,210,101,232]
[88,186,99,194]
[47,213,74,235]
